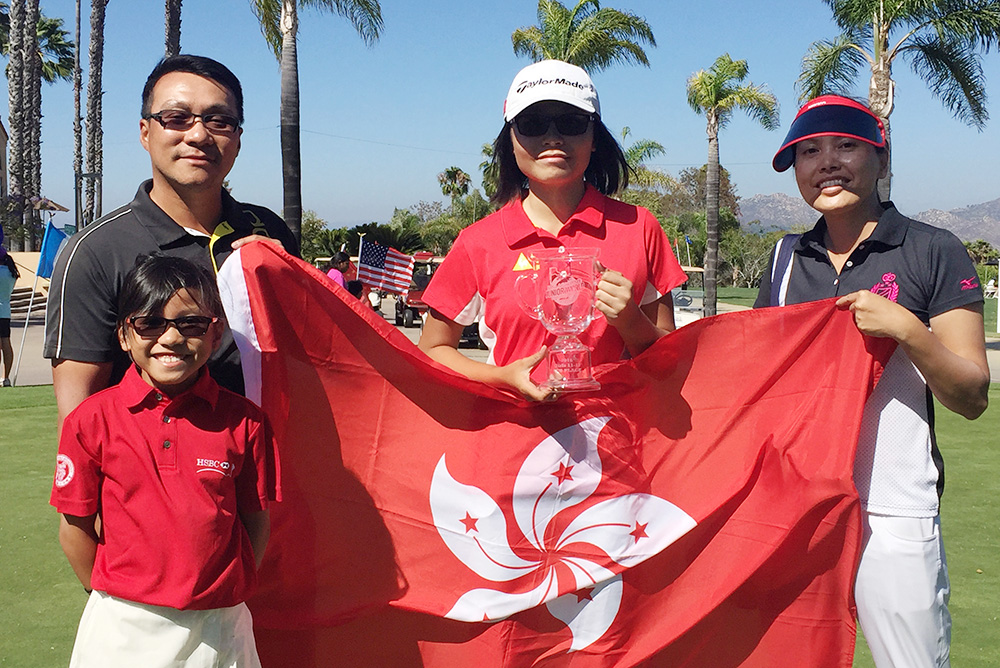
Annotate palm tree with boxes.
[437,166,470,210]
[83,0,107,227]
[798,0,1000,197]
[479,143,499,199]
[511,0,655,72]
[165,0,182,57]
[251,0,383,246]
[620,126,673,189]
[687,54,779,316]
[73,0,82,229]
[2,2,72,249]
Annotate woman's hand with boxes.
[596,268,640,323]
[835,290,921,341]
[419,311,557,402]
[496,347,558,402]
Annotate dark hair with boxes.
[491,117,631,205]
[332,251,350,265]
[1,253,19,280]
[346,279,364,298]
[117,254,222,331]
[141,54,244,123]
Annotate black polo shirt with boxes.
[44,180,299,395]
[754,203,983,321]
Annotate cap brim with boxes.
[772,104,885,172]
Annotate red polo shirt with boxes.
[423,186,687,379]
[51,366,279,610]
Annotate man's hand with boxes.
[231,235,282,250]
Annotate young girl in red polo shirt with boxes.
[51,254,278,667]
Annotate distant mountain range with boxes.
[740,193,1000,248]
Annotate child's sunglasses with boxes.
[128,315,218,338]
[513,113,594,137]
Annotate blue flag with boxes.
[36,221,69,279]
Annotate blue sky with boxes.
[10,0,1000,229]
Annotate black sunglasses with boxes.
[128,315,218,338]
[146,109,241,134]
[513,113,594,137]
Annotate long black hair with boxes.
[1,253,20,280]
[490,118,631,206]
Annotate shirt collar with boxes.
[132,180,242,248]
[120,364,220,410]
[501,184,606,247]
[798,201,908,254]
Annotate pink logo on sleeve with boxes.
[960,277,980,291]
[871,272,899,302]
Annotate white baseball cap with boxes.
[503,60,600,122]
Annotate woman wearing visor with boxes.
[755,94,989,667]
[419,60,686,401]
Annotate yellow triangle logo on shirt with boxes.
[512,253,534,271]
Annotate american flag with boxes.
[356,239,415,295]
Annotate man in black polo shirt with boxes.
[756,95,988,668]
[45,55,298,426]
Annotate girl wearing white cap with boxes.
[755,94,988,667]
[419,60,687,401]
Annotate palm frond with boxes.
[917,3,1000,51]
[797,31,869,101]
[906,32,989,127]
[301,0,384,45]
[250,0,282,58]
[511,26,548,61]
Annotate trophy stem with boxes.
[545,335,601,392]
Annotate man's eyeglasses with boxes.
[128,315,218,338]
[513,113,593,137]
[145,109,241,134]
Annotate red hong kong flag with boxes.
[218,242,894,668]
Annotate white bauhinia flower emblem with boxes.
[429,416,697,652]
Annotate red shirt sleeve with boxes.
[421,228,482,326]
[50,406,103,518]
[236,408,280,511]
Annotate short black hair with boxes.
[141,54,244,123]
[490,118,631,205]
[117,254,222,331]
[332,251,351,265]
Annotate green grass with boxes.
[2,385,998,666]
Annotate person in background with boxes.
[326,251,351,289]
[755,94,989,668]
[44,54,298,429]
[418,60,686,401]
[0,244,20,387]
[51,254,277,668]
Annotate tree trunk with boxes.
[84,0,108,226]
[6,0,25,250]
[868,24,893,202]
[27,0,42,250]
[74,0,83,230]
[703,117,720,317]
[279,0,302,245]
[165,0,182,57]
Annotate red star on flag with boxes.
[460,512,479,534]
[574,588,594,603]
[629,521,649,544]
[552,462,574,485]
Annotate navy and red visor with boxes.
[772,95,886,172]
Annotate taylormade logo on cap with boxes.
[504,60,600,122]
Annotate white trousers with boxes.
[855,513,951,668]
[69,591,262,668]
